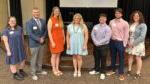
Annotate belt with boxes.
[111,39,123,42]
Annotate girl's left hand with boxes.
[82,45,87,51]
[128,42,133,48]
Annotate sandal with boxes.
[73,72,78,77]
[58,71,63,75]
[78,72,81,77]
[134,73,141,79]
[53,71,60,76]
[127,71,132,76]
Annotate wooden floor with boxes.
[0,46,150,84]
[24,39,150,69]
[0,38,150,69]
[0,49,150,84]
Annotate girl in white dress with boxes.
[126,10,147,79]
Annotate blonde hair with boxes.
[50,6,64,28]
[72,13,85,25]
[72,13,85,30]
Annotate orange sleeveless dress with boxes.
[48,17,64,54]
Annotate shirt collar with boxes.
[115,18,123,22]
[33,17,40,21]
[99,23,107,27]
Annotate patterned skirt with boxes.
[126,42,145,56]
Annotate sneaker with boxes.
[37,71,47,75]
[89,70,99,75]
[13,73,24,81]
[119,75,125,81]
[106,71,115,76]
[100,74,106,80]
[19,70,28,77]
[134,73,141,79]
[32,75,38,80]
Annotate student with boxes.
[47,6,65,76]
[66,13,88,77]
[126,10,147,79]
[26,7,47,80]
[89,13,111,80]
[2,16,27,80]
[107,8,129,81]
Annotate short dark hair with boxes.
[99,13,107,18]
[115,8,123,14]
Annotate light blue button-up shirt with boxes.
[91,23,112,46]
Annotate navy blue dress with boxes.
[2,26,26,64]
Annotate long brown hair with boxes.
[6,16,18,29]
[130,10,145,24]
[50,6,64,28]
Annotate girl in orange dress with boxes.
[47,6,65,76]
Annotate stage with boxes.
[0,43,150,84]
[0,37,150,69]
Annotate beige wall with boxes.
[21,0,46,33]
[0,0,46,32]
[0,0,9,32]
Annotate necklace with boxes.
[73,24,80,33]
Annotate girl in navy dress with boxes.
[2,16,27,80]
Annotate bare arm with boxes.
[2,36,11,56]
[66,30,70,50]
[62,28,65,44]
[83,24,89,49]
[123,22,129,47]
[47,19,55,44]
[62,23,65,43]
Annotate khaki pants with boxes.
[30,45,44,75]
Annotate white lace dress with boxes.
[126,23,145,56]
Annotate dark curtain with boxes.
[46,0,150,38]
[118,0,150,37]
[9,0,22,27]
[46,0,59,21]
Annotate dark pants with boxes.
[110,39,125,74]
[93,44,109,74]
